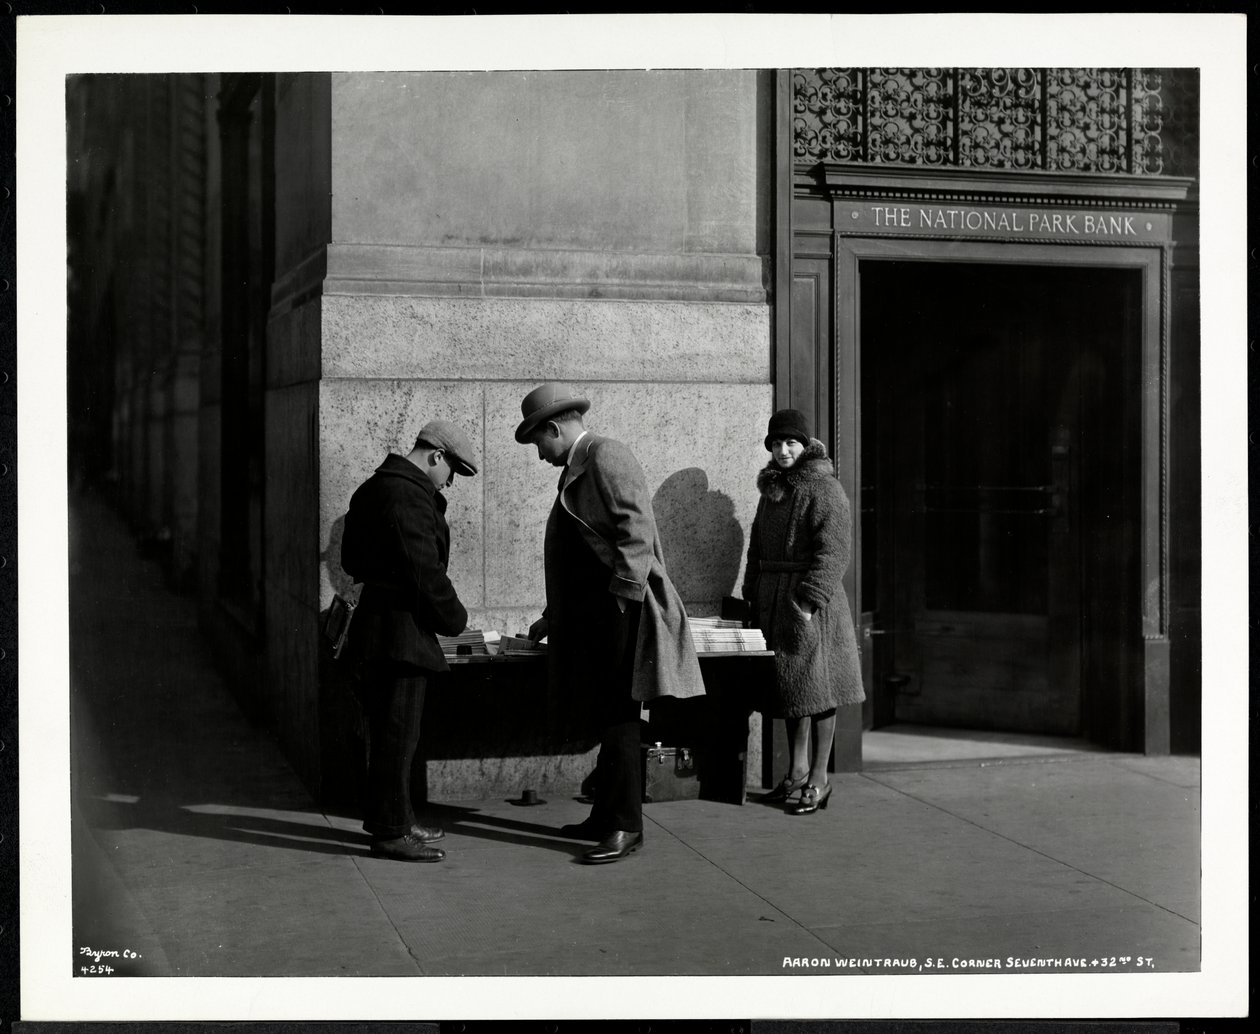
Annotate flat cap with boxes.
[416,419,479,477]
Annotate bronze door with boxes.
[860,260,1139,736]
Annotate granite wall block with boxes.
[483,380,773,615]
[322,243,767,302]
[331,69,761,256]
[319,379,486,610]
[321,295,769,383]
[682,70,769,254]
[424,754,598,803]
[315,376,773,626]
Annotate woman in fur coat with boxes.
[742,408,865,815]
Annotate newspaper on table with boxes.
[498,634,547,655]
[688,616,767,653]
[437,629,492,657]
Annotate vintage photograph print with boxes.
[16,12,1250,1025]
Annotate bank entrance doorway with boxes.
[858,260,1142,739]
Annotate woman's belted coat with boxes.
[741,439,865,718]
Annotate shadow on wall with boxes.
[317,512,369,814]
[653,467,744,613]
[321,513,355,599]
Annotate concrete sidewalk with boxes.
[68,491,1201,979]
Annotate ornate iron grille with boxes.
[792,68,1197,176]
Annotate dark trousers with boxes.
[360,661,428,839]
[555,505,645,833]
[590,599,644,833]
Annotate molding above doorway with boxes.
[798,164,1198,210]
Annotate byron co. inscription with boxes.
[848,202,1165,242]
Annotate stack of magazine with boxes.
[688,616,767,653]
[437,630,493,657]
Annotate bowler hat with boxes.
[764,408,812,451]
[415,419,479,477]
[514,383,591,443]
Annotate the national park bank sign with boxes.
[838,199,1171,243]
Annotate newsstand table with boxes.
[437,649,775,804]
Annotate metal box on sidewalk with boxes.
[641,743,700,803]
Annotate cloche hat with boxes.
[764,408,813,451]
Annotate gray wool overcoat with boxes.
[543,433,706,704]
[741,439,866,718]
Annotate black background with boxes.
[0,4,1252,1034]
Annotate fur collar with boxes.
[756,439,834,503]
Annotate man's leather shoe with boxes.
[580,830,643,864]
[558,817,610,840]
[370,832,445,862]
[410,823,445,843]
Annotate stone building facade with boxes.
[66,68,1200,804]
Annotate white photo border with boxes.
[16,11,1250,1022]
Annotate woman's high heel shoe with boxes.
[757,774,807,804]
[787,782,832,815]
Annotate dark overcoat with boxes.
[741,439,865,717]
[544,433,705,703]
[340,453,468,673]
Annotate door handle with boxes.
[863,627,891,639]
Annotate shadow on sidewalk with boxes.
[69,490,365,856]
[427,802,592,855]
[79,795,369,856]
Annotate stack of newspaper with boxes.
[437,630,492,657]
[688,616,767,653]
[497,634,547,655]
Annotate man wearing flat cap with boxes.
[517,384,705,864]
[341,419,479,863]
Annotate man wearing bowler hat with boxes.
[517,384,705,864]
[341,419,479,863]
